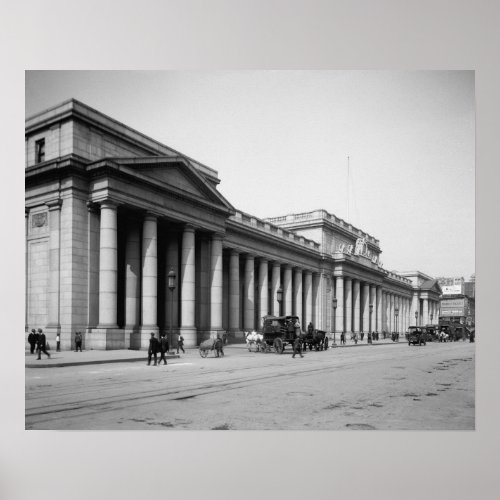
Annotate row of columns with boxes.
[228,252,318,332]
[333,276,413,334]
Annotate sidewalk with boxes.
[25,337,400,368]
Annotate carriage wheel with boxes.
[274,338,284,354]
[200,349,208,358]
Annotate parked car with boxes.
[408,326,426,346]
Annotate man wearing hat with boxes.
[28,329,36,354]
[37,328,50,360]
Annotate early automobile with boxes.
[407,326,427,346]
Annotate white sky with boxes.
[25,70,475,279]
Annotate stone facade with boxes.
[25,99,440,350]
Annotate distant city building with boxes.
[25,99,442,350]
[437,276,464,296]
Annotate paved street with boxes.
[25,341,474,430]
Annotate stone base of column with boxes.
[132,326,160,350]
[178,327,198,348]
[86,327,124,350]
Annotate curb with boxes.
[25,354,181,369]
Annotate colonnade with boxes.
[333,276,412,335]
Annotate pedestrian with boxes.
[36,328,50,359]
[56,332,61,352]
[307,322,314,335]
[158,334,168,365]
[360,332,364,341]
[147,332,159,366]
[294,319,301,337]
[292,333,304,358]
[354,333,358,344]
[74,332,82,352]
[368,332,372,344]
[372,331,376,342]
[28,329,36,354]
[340,332,345,345]
[177,334,185,354]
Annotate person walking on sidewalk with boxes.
[56,332,61,352]
[177,334,185,354]
[158,334,168,365]
[292,333,304,358]
[147,332,159,366]
[28,329,36,354]
[74,332,83,352]
[36,329,50,359]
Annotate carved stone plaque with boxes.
[32,212,47,228]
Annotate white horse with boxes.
[245,330,264,351]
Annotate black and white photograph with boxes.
[24,70,475,431]
[3,1,500,500]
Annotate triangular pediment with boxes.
[140,163,205,198]
[98,156,235,213]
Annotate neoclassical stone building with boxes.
[25,99,441,350]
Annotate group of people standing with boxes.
[147,332,185,366]
[27,328,51,360]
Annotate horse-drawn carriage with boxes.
[260,315,300,354]
[302,329,329,351]
[199,337,224,358]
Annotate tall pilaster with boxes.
[312,273,321,329]
[229,250,240,332]
[344,277,352,334]
[25,208,29,331]
[423,298,429,326]
[87,202,100,331]
[353,279,360,334]
[46,199,62,333]
[97,201,118,329]
[411,292,419,326]
[210,234,224,335]
[335,276,344,333]
[244,254,255,330]
[258,258,269,322]
[180,225,196,346]
[283,265,292,316]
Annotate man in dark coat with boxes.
[292,333,304,358]
[147,332,159,366]
[28,329,36,354]
[37,328,50,359]
[74,332,83,352]
[158,334,168,365]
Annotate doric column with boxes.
[304,271,313,328]
[180,225,196,346]
[98,201,118,328]
[271,262,281,316]
[87,203,100,329]
[141,213,158,330]
[210,233,224,334]
[362,283,370,334]
[344,277,352,334]
[258,258,269,322]
[25,208,29,331]
[335,276,344,333]
[229,250,240,332]
[125,220,141,329]
[411,292,419,326]
[283,265,292,316]
[46,199,62,331]
[294,268,303,322]
[389,294,394,332]
[376,286,382,333]
[312,273,321,329]
[369,285,376,333]
[244,254,255,330]
[423,298,429,326]
[165,233,179,331]
[353,279,360,334]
